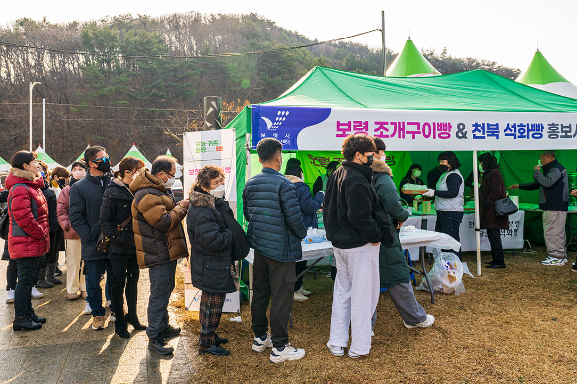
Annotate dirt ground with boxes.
[178,246,577,384]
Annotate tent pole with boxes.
[381,11,386,76]
[473,150,481,276]
[246,133,253,303]
[42,98,46,162]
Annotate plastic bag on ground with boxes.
[416,250,473,295]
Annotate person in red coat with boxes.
[6,151,50,331]
[478,153,509,269]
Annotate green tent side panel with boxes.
[225,106,251,222]
[0,156,8,165]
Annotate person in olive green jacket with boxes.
[370,137,435,329]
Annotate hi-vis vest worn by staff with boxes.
[435,169,464,212]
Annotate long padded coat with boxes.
[5,168,50,259]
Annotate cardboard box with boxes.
[184,284,241,313]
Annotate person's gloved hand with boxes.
[414,195,423,203]
[423,189,435,197]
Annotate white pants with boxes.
[328,242,380,355]
[65,239,86,294]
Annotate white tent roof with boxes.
[34,146,63,170]
[166,147,183,178]
[113,144,152,171]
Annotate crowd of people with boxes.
[1,133,572,363]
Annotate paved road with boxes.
[0,239,196,384]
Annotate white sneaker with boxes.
[270,344,305,363]
[83,302,92,315]
[404,314,435,329]
[297,287,311,296]
[293,291,308,301]
[371,330,375,337]
[348,350,362,358]
[110,312,116,322]
[105,300,111,308]
[31,286,44,299]
[541,258,567,266]
[6,289,15,303]
[326,342,344,356]
[252,333,273,353]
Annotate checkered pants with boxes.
[199,291,226,349]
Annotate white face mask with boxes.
[163,176,175,189]
[72,170,86,180]
[210,185,226,199]
[413,170,421,178]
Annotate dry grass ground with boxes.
[174,246,577,384]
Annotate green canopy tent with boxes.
[67,144,90,169]
[385,38,441,77]
[34,145,63,170]
[516,50,577,99]
[0,155,9,174]
[225,66,577,275]
[114,143,152,171]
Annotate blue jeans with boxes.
[435,210,464,260]
[14,257,39,317]
[85,259,114,317]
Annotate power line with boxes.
[0,102,238,113]
[0,29,381,60]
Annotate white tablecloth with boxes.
[245,228,461,263]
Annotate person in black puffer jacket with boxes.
[187,165,235,357]
[99,157,146,339]
[242,138,308,363]
[285,165,324,301]
[36,161,63,289]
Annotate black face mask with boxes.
[94,161,111,173]
[363,154,374,167]
[57,179,66,189]
[438,164,449,173]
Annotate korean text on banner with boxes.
[183,129,237,205]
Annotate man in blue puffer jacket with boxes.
[243,138,308,364]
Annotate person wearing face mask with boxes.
[57,161,88,301]
[478,153,509,269]
[324,133,395,358]
[285,165,324,301]
[369,137,434,330]
[99,157,146,339]
[312,161,342,196]
[69,146,115,331]
[242,138,308,363]
[50,167,69,199]
[187,165,237,356]
[400,164,425,205]
[131,156,190,355]
[423,151,465,259]
[5,151,50,331]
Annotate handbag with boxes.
[96,216,133,253]
[0,208,8,241]
[215,201,250,261]
[494,197,518,217]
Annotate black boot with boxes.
[125,273,146,330]
[13,315,41,331]
[36,268,54,288]
[46,263,62,285]
[148,337,174,355]
[26,308,46,324]
[115,316,130,339]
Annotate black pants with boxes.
[251,251,295,348]
[6,259,17,291]
[14,257,39,317]
[435,210,464,260]
[38,229,64,270]
[109,255,139,323]
[486,228,505,264]
[294,261,307,292]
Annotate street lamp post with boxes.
[29,81,41,151]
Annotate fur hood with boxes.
[370,159,393,176]
[9,167,38,181]
[285,175,304,184]
[129,168,165,194]
[189,189,215,209]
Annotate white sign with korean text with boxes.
[251,106,577,151]
[183,129,237,206]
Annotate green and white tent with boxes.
[68,144,90,169]
[516,50,577,99]
[34,145,62,170]
[165,147,184,177]
[114,143,151,171]
[0,155,9,173]
[385,38,441,77]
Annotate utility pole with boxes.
[29,81,41,151]
[381,11,386,77]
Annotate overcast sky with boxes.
[2,0,577,84]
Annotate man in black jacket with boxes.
[243,138,308,364]
[70,146,113,331]
[324,133,394,359]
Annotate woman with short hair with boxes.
[99,157,146,338]
[187,165,235,356]
[6,151,50,331]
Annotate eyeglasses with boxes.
[164,171,175,178]
[93,157,110,163]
